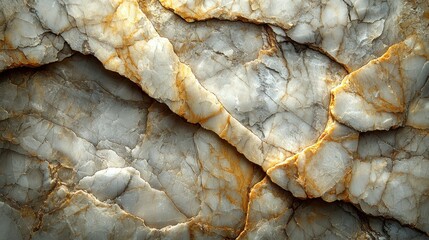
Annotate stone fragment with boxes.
[159,0,428,71]
[0,0,347,171]
[0,0,72,71]
[331,36,429,131]
[0,54,263,239]
[238,178,428,239]
[269,121,429,232]
[140,0,347,169]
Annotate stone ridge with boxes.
[0,54,263,238]
[0,54,426,239]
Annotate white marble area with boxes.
[0,0,428,239]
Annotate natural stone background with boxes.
[0,0,428,239]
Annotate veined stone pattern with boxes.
[0,0,428,239]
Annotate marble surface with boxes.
[0,55,263,239]
[159,0,428,71]
[0,0,428,239]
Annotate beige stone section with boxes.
[268,120,358,199]
[0,0,72,71]
[268,122,429,233]
[0,54,263,238]
[159,0,428,71]
[331,36,429,131]
[0,0,347,171]
[138,0,347,170]
[0,0,269,168]
[237,178,427,239]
